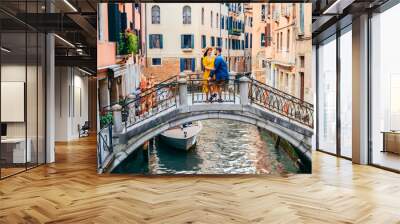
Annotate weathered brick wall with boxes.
[142,57,180,82]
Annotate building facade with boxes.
[141,3,249,82]
[97,3,142,109]
[266,3,312,102]
[243,3,253,73]
[251,3,312,103]
[250,3,266,82]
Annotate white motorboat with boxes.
[160,121,203,151]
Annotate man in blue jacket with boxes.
[213,47,229,102]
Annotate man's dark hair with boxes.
[216,47,222,53]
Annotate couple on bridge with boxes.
[202,47,229,103]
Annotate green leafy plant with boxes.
[126,32,138,54]
[100,112,113,129]
[117,32,139,55]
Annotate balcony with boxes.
[274,49,295,66]
[229,28,242,36]
[182,47,193,52]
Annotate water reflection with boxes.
[148,119,300,175]
[113,119,306,174]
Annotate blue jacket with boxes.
[214,55,229,81]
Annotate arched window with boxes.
[201,8,204,25]
[216,13,219,28]
[151,5,160,24]
[183,6,191,24]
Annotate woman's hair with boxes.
[203,48,211,58]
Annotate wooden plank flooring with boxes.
[0,136,400,223]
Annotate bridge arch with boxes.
[107,104,313,173]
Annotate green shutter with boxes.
[149,35,153,49]
[191,35,194,48]
[160,35,163,48]
[120,12,127,31]
[180,58,185,72]
[261,33,265,47]
[107,3,121,42]
[191,58,195,72]
[181,35,184,48]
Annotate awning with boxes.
[107,64,127,78]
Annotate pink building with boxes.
[97,3,142,109]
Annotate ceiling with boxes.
[0,0,97,73]
[312,0,390,43]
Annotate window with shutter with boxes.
[149,34,163,49]
[181,34,194,49]
[107,3,121,42]
[191,58,196,72]
[299,4,304,34]
[149,35,153,49]
[120,12,127,31]
[181,58,194,71]
[180,58,185,72]
[261,33,265,47]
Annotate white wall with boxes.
[1,65,35,138]
[55,67,89,141]
[1,63,46,164]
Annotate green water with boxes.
[113,119,310,174]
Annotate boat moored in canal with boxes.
[160,121,203,151]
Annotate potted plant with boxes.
[117,32,139,56]
[100,112,113,129]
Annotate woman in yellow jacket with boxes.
[202,47,215,102]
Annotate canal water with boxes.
[113,119,309,175]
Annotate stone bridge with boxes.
[97,75,314,173]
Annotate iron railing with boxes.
[97,123,113,169]
[123,76,178,129]
[188,79,237,104]
[249,78,314,128]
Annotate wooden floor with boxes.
[1,136,400,224]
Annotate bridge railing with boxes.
[122,76,179,129]
[249,78,314,128]
[187,78,237,104]
[97,122,113,170]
